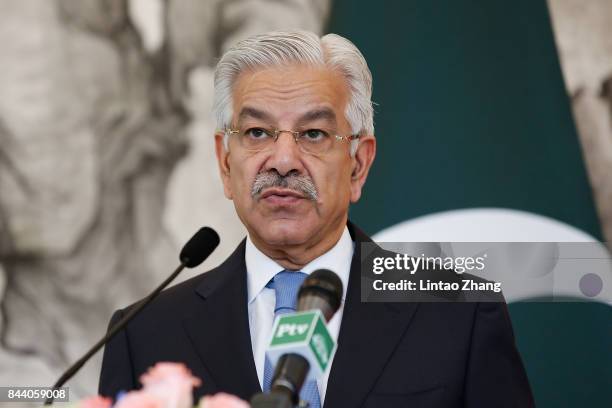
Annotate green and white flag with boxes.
[329,0,611,406]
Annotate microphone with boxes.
[297,269,343,322]
[44,227,220,405]
[250,269,343,408]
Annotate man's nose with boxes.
[263,132,305,176]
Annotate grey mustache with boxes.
[251,171,318,201]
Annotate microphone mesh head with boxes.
[298,269,343,314]
[179,227,220,268]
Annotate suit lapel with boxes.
[324,223,419,408]
[182,240,261,401]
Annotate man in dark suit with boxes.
[99,30,534,407]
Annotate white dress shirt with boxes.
[246,226,353,404]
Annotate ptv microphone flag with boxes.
[266,310,336,381]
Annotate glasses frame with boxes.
[224,127,360,154]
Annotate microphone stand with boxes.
[44,263,186,405]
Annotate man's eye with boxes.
[302,129,329,141]
[245,128,270,139]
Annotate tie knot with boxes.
[267,270,307,315]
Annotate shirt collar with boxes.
[246,226,353,305]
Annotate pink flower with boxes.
[198,393,250,408]
[138,362,202,408]
[114,391,162,408]
[79,396,112,408]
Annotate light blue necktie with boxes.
[263,270,322,408]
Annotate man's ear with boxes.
[350,135,376,203]
[214,132,233,199]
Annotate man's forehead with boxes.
[232,64,349,124]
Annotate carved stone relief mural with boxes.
[0,0,330,400]
[548,0,612,244]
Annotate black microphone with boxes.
[250,269,343,408]
[297,269,343,322]
[44,227,219,405]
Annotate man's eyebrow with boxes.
[297,108,337,125]
[237,106,337,125]
[238,106,273,122]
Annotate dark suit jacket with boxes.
[99,222,534,407]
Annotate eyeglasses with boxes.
[225,126,359,155]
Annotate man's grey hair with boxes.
[213,30,374,156]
